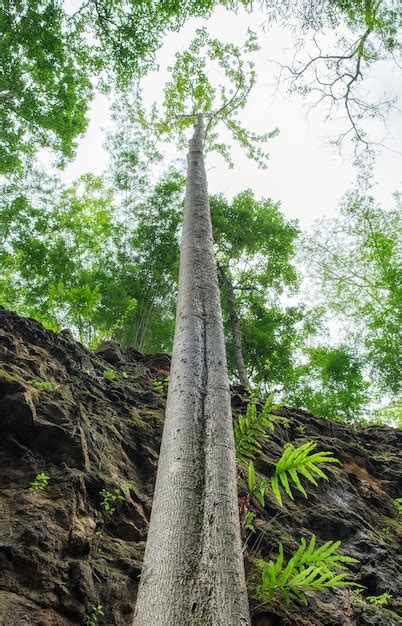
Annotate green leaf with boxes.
[248,460,256,492]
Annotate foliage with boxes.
[151,29,278,167]
[28,378,57,392]
[304,191,402,397]
[1,0,399,172]
[99,488,125,515]
[0,0,250,171]
[271,442,340,507]
[30,472,49,492]
[67,0,242,83]
[254,535,362,605]
[0,170,118,342]
[234,397,282,464]
[212,191,298,292]
[0,0,91,173]
[366,592,393,606]
[0,163,181,349]
[393,498,402,515]
[85,604,104,626]
[269,0,402,151]
[210,191,300,388]
[285,346,369,422]
[104,99,183,350]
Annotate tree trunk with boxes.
[219,266,251,388]
[133,114,250,626]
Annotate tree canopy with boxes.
[1,0,399,172]
[0,0,400,427]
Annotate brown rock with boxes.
[0,308,401,625]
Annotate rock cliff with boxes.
[0,308,401,625]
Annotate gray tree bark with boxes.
[218,266,251,388]
[133,114,250,626]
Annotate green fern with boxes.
[234,397,283,464]
[291,535,358,571]
[254,535,363,605]
[271,441,340,506]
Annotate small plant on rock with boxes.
[366,592,392,606]
[85,604,104,625]
[245,511,257,531]
[153,375,170,393]
[234,397,285,465]
[30,472,49,492]
[234,393,361,611]
[247,460,267,507]
[28,379,57,391]
[99,488,125,515]
[102,369,117,380]
[270,441,341,507]
[393,497,402,514]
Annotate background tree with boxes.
[0,163,183,348]
[0,170,125,342]
[267,0,401,151]
[0,0,91,173]
[304,188,402,397]
[209,191,299,387]
[285,345,369,422]
[104,95,181,350]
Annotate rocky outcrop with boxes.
[0,308,401,625]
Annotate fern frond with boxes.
[254,535,363,606]
[298,535,358,570]
[234,399,276,464]
[270,442,340,506]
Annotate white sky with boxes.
[60,5,402,228]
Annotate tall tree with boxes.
[133,113,250,625]
[104,95,181,351]
[133,31,276,625]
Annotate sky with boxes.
[60,5,402,229]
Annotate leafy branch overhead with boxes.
[150,28,278,167]
[274,0,402,152]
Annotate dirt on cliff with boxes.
[0,307,401,626]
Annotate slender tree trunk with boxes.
[133,115,250,626]
[218,266,251,388]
